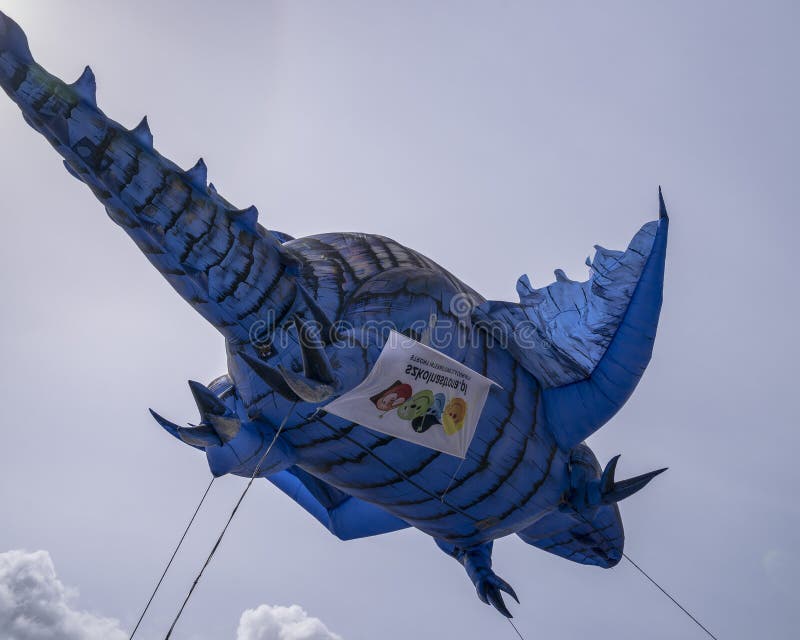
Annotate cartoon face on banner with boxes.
[370,381,413,413]
[443,397,468,435]
[396,391,446,433]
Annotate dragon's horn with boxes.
[188,380,227,416]
[149,409,222,448]
[600,454,621,495]
[294,315,336,384]
[240,353,301,402]
[188,380,241,442]
[600,455,667,504]
[278,365,336,404]
[275,315,340,402]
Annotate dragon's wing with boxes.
[473,197,669,449]
[268,466,410,540]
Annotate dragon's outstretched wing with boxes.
[473,199,669,449]
[269,466,410,540]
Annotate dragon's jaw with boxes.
[0,12,296,344]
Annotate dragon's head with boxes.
[150,375,290,477]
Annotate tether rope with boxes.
[507,618,526,639]
[622,552,719,639]
[163,402,297,639]
[134,402,716,640]
[310,415,717,639]
[129,476,215,640]
[573,511,719,639]
[440,457,466,501]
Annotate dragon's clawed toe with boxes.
[439,540,520,618]
[476,572,519,618]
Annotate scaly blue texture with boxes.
[0,12,669,618]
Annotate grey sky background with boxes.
[1,1,798,638]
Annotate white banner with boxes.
[324,331,496,458]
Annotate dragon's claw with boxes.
[494,576,520,604]
[476,572,518,617]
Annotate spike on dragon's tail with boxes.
[0,11,296,344]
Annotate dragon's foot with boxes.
[457,543,519,618]
[474,570,519,618]
[435,539,520,618]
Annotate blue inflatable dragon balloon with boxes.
[0,13,669,618]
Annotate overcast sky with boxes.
[1,1,798,639]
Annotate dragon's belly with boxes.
[278,335,568,546]
[226,232,570,544]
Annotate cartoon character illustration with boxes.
[397,390,446,433]
[442,397,468,435]
[369,381,413,413]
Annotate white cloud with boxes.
[0,549,341,640]
[236,604,342,640]
[0,550,127,640]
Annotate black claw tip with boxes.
[496,579,519,604]
[658,186,669,220]
[486,586,513,618]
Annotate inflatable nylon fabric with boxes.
[0,13,669,618]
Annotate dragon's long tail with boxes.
[0,12,296,344]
